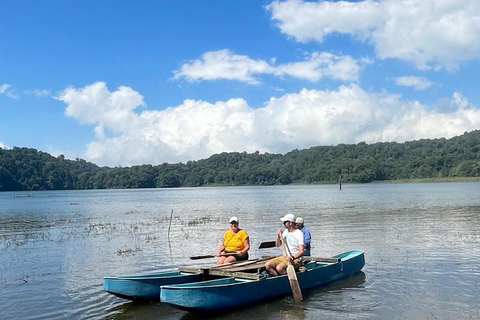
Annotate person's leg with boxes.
[216,256,227,264]
[276,261,288,275]
[223,255,237,264]
[265,261,278,276]
[265,256,283,276]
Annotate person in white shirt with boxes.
[265,213,304,276]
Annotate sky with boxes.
[1,0,480,167]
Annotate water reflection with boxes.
[105,300,182,319]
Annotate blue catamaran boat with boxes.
[160,249,365,312]
[103,271,204,300]
[102,257,273,300]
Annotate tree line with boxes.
[1,130,479,191]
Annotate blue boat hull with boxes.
[103,270,203,301]
[160,249,365,312]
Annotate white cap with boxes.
[295,217,304,224]
[280,213,296,222]
[229,216,239,223]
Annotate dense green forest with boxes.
[1,130,480,191]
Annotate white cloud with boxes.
[0,84,10,94]
[58,82,480,167]
[275,52,361,81]
[267,0,382,43]
[56,82,145,128]
[45,146,78,161]
[393,76,433,90]
[0,84,19,99]
[0,141,8,149]
[25,89,51,97]
[174,49,362,83]
[173,49,272,84]
[267,0,480,71]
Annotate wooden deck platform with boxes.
[179,256,340,280]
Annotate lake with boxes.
[0,182,479,319]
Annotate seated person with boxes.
[265,213,304,276]
[216,216,250,264]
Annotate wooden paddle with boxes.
[258,241,276,249]
[282,236,303,303]
[189,252,236,260]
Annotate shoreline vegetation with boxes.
[3,177,480,193]
[372,176,480,183]
[1,130,480,192]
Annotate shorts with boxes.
[225,251,249,261]
[266,255,302,269]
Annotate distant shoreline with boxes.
[2,176,479,193]
[206,177,480,187]
[371,177,480,184]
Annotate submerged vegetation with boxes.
[1,130,480,191]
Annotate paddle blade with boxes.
[258,241,276,249]
[286,264,303,303]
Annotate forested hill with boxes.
[1,130,480,191]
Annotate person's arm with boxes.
[303,228,311,245]
[217,233,226,256]
[216,244,225,256]
[294,244,304,259]
[237,236,250,255]
[275,228,283,247]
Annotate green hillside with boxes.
[1,130,479,191]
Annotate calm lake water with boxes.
[0,182,479,319]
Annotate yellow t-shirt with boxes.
[223,229,248,252]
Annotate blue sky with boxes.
[1,0,480,166]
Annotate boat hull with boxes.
[160,249,365,312]
[103,270,203,301]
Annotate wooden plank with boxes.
[180,266,263,280]
[263,255,340,264]
[180,258,269,274]
[210,257,271,270]
[178,267,203,274]
[188,258,255,271]
[222,261,267,272]
[208,270,261,280]
[261,255,276,259]
[303,257,340,263]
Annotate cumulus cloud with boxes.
[57,82,145,128]
[174,49,272,84]
[393,76,433,90]
[0,141,8,149]
[267,0,480,71]
[0,84,18,99]
[57,82,480,167]
[174,49,362,83]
